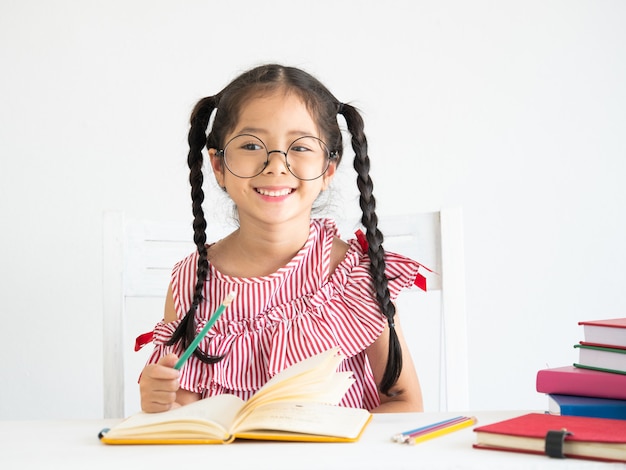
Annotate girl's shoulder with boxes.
[329,233,349,277]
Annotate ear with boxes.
[208,148,226,188]
[320,160,337,190]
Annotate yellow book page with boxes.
[241,348,346,410]
[234,372,355,427]
[104,393,245,441]
[252,347,343,394]
[233,401,371,440]
[263,371,354,404]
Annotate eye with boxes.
[290,144,312,153]
[239,141,263,151]
[288,137,329,159]
[289,137,317,153]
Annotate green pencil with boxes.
[173,291,236,370]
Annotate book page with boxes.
[240,348,348,415]
[238,371,354,424]
[256,347,343,392]
[106,393,245,439]
[234,401,371,439]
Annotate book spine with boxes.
[550,396,626,420]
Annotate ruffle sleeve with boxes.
[317,236,425,357]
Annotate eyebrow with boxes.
[237,127,317,137]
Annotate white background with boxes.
[1,0,625,419]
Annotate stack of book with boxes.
[471,318,626,463]
[536,317,626,420]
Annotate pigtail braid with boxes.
[167,95,223,364]
[339,103,402,395]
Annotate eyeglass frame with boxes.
[215,133,339,181]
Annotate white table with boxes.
[1,411,624,469]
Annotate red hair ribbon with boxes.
[355,229,369,252]
[414,272,427,291]
[134,331,154,351]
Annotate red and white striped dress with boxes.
[145,218,423,411]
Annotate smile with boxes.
[255,188,294,197]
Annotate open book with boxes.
[100,347,372,444]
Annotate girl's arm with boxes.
[366,314,424,413]
[139,284,202,413]
[329,237,424,412]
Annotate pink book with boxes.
[536,365,626,400]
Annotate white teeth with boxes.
[257,188,292,197]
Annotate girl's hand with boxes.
[139,353,181,413]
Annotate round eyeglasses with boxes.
[216,134,337,181]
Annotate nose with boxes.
[264,149,290,174]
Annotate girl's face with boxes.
[209,90,336,228]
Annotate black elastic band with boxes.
[545,429,572,458]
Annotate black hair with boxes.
[167,64,402,394]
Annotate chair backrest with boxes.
[376,209,469,413]
[102,209,468,418]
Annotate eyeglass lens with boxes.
[222,134,331,180]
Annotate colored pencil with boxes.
[407,416,477,445]
[391,416,466,443]
[173,291,236,370]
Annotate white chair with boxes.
[371,209,469,412]
[102,209,468,418]
[103,213,199,418]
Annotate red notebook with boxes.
[536,365,626,400]
[473,413,626,462]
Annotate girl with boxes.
[139,64,425,413]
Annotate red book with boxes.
[579,318,626,348]
[473,413,626,462]
[536,365,626,400]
